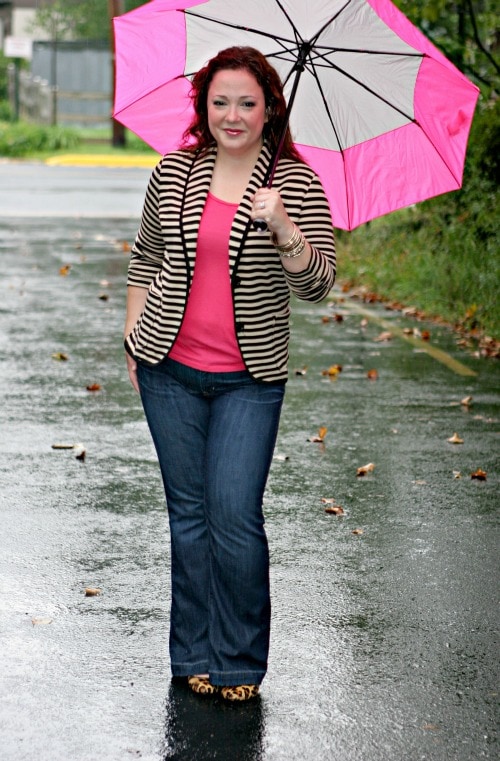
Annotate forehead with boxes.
[208,68,263,95]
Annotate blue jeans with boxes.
[137,358,285,686]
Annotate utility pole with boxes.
[108,0,126,147]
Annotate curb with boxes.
[45,153,159,168]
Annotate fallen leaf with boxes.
[59,265,71,276]
[470,469,487,481]
[51,352,68,361]
[321,315,331,323]
[51,443,76,450]
[294,366,308,376]
[86,383,101,392]
[32,616,53,626]
[461,395,473,407]
[374,331,392,342]
[452,470,462,479]
[421,330,431,341]
[356,462,375,477]
[321,364,342,377]
[325,505,345,515]
[98,293,109,301]
[351,528,364,535]
[75,448,86,462]
[85,587,101,597]
[360,318,368,328]
[333,313,344,323]
[122,240,131,253]
[447,432,464,444]
[308,426,328,443]
[366,368,378,380]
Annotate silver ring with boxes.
[259,201,266,209]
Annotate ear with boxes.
[265,106,271,123]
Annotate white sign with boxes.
[4,36,33,60]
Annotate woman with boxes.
[124,46,336,701]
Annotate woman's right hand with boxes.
[125,352,140,393]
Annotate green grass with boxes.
[0,121,158,159]
[337,197,500,339]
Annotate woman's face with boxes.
[207,68,268,159]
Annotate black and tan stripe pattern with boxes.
[125,144,336,383]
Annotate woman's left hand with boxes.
[251,188,294,244]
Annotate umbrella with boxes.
[112,0,479,231]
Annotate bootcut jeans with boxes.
[137,357,285,686]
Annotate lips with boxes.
[224,129,243,136]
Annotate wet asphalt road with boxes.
[0,162,498,761]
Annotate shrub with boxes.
[0,121,80,156]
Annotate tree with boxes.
[394,0,499,94]
[32,0,144,43]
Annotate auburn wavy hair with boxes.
[182,46,303,163]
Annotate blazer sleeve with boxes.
[127,161,167,288]
[282,174,336,303]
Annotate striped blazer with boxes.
[125,144,336,383]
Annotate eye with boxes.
[212,99,226,107]
[242,101,256,108]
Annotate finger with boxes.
[129,369,140,394]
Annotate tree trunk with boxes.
[109,0,126,147]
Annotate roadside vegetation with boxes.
[0,120,156,159]
[337,100,499,343]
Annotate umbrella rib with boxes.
[416,117,462,187]
[304,50,351,229]
[312,56,416,123]
[185,10,298,49]
[314,46,423,59]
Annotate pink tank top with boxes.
[169,193,246,372]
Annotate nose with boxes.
[226,104,240,123]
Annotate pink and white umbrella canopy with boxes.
[113,0,479,230]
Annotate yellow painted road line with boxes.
[45,154,159,168]
[334,297,478,377]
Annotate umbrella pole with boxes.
[253,42,310,231]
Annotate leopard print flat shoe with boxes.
[220,684,260,701]
[187,676,219,695]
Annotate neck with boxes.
[210,144,264,204]
[214,142,263,173]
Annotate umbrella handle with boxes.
[250,54,306,235]
[253,218,268,233]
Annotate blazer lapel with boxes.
[229,143,274,276]
[180,149,216,273]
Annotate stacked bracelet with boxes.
[271,225,306,258]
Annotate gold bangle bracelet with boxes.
[278,238,306,258]
[271,224,301,252]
